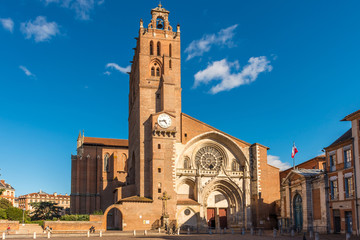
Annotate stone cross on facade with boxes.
[158,191,171,218]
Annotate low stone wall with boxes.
[44,220,104,232]
[0,220,19,232]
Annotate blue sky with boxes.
[0,0,359,196]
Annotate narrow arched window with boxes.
[184,158,190,169]
[157,42,161,56]
[169,44,172,57]
[232,160,237,171]
[156,67,160,76]
[104,153,110,172]
[151,67,155,76]
[169,59,172,69]
[150,41,154,55]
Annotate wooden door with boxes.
[207,208,215,229]
[219,208,227,229]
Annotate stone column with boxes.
[244,165,252,229]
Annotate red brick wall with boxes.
[0,221,19,232]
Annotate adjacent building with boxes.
[71,3,280,231]
[280,156,329,233]
[18,190,70,214]
[0,180,15,206]
[324,109,360,235]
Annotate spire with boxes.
[158,0,162,8]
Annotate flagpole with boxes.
[293,142,295,170]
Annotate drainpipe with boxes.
[352,137,360,236]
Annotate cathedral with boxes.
[71,3,280,231]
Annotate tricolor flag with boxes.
[291,142,298,158]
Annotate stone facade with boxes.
[19,190,70,213]
[280,165,329,233]
[0,180,15,206]
[71,3,280,231]
[324,109,360,235]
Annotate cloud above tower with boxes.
[185,24,238,60]
[193,56,272,94]
[0,18,14,33]
[105,63,131,74]
[41,0,105,20]
[20,16,60,42]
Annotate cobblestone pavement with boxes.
[4,232,359,240]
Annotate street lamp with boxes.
[22,208,25,225]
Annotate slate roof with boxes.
[292,168,323,177]
[0,180,14,190]
[326,128,352,149]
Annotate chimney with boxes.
[0,180,5,185]
[54,192,57,197]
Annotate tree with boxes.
[6,207,25,221]
[0,189,4,196]
[30,202,63,220]
[0,198,12,209]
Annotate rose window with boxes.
[195,146,224,170]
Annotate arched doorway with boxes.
[206,190,229,229]
[106,208,122,230]
[293,194,303,231]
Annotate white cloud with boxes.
[103,71,111,76]
[194,56,272,94]
[19,66,35,77]
[106,63,131,74]
[0,18,14,33]
[20,16,60,42]
[42,0,104,20]
[185,24,238,60]
[267,155,292,171]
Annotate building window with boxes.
[329,154,336,172]
[158,168,161,173]
[232,160,237,171]
[158,182,162,193]
[157,42,161,56]
[151,67,155,76]
[345,176,353,198]
[150,41,154,55]
[184,157,190,169]
[104,153,110,172]
[344,149,352,168]
[156,67,160,76]
[169,44,172,57]
[158,144,161,149]
[330,180,338,200]
[169,59,172,69]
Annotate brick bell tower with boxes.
[128,3,181,219]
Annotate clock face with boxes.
[157,113,172,129]
[195,146,224,170]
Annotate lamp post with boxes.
[22,208,25,224]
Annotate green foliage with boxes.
[0,209,7,219]
[60,214,89,221]
[92,209,103,215]
[0,189,4,196]
[6,207,25,221]
[30,202,63,221]
[0,198,12,209]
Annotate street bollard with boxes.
[291,229,295,237]
[273,229,277,238]
[158,228,161,233]
[47,231,51,238]
[251,227,254,235]
[177,228,180,235]
[346,233,351,240]
[315,232,319,240]
[144,230,147,235]
[258,229,262,236]
[100,231,102,237]
[309,230,313,239]
[224,227,226,234]
[133,230,136,236]
[33,232,36,239]
[231,229,234,235]
[209,229,212,235]
[187,227,190,235]
[242,228,245,235]
[2,232,5,240]
[87,230,90,237]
